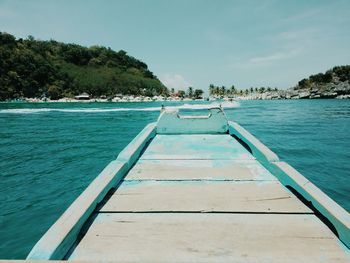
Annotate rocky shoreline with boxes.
[235,80,350,100]
[4,80,350,103]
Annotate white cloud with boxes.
[159,74,192,91]
[249,48,301,64]
[229,48,302,71]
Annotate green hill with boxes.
[0,32,168,100]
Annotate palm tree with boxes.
[187,87,193,98]
[209,84,215,96]
[230,85,236,95]
[220,86,226,96]
[215,86,220,96]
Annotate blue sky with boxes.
[0,0,349,91]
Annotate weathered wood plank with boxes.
[125,159,277,181]
[26,160,128,260]
[117,122,156,168]
[228,121,279,164]
[69,213,350,262]
[141,134,254,160]
[100,181,312,213]
[271,161,350,248]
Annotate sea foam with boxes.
[0,101,239,114]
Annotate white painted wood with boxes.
[27,123,156,260]
[117,122,156,168]
[157,107,228,134]
[26,160,128,260]
[69,213,350,262]
[141,134,254,160]
[228,121,279,163]
[125,159,276,181]
[26,115,350,262]
[100,181,312,213]
[272,161,350,248]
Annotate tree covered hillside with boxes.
[296,66,350,91]
[0,32,168,100]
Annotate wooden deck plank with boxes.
[125,159,277,181]
[140,134,255,160]
[69,213,349,262]
[65,133,349,261]
[100,181,312,213]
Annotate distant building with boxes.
[75,92,90,100]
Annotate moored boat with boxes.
[21,107,350,262]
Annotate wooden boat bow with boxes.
[24,107,350,262]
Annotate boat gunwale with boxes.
[228,121,350,248]
[26,123,157,260]
[26,113,350,260]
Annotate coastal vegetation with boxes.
[174,87,204,99]
[209,84,278,97]
[210,66,350,100]
[0,32,168,101]
[291,65,350,99]
[1,31,349,101]
[296,66,350,90]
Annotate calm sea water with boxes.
[0,100,349,259]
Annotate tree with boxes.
[230,85,236,95]
[0,31,168,100]
[0,32,16,46]
[27,35,35,41]
[187,86,193,98]
[194,89,204,99]
[214,86,220,96]
[47,85,61,100]
[170,88,175,94]
[250,87,253,93]
[178,90,185,98]
[220,86,226,96]
[209,84,215,96]
[298,78,311,89]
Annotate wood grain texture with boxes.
[100,181,312,213]
[69,213,350,262]
[141,134,254,160]
[125,159,277,181]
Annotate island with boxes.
[0,32,168,101]
[1,31,349,102]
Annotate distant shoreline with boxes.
[2,94,349,103]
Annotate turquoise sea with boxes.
[0,99,349,259]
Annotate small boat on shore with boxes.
[23,107,349,262]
